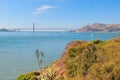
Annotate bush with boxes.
[66,63,77,77]
[17,72,40,80]
[92,40,103,44]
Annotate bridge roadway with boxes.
[10,28,70,31]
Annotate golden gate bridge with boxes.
[10,22,70,32]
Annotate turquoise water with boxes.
[0,32,120,80]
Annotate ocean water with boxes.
[0,32,120,80]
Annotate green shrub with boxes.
[92,40,103,44]
[17,72,40,80]
[66,63,77,77]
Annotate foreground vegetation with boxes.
[17,37,120,80]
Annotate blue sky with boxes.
[0,0,120,29]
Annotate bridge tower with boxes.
[33,22,35,32]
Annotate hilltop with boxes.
[17,37,120,80]
[73,23,120,32]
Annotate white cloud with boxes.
[32,5,56,14]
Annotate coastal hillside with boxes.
[17,37,120,80]
[73,23,120,32]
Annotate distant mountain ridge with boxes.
[0,28,14,32]
[73,23,120,32]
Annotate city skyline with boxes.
[0,0,120,29]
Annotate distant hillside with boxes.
[73,23,120,32]
[0,28,14,32]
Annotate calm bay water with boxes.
[0,32,120,80]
